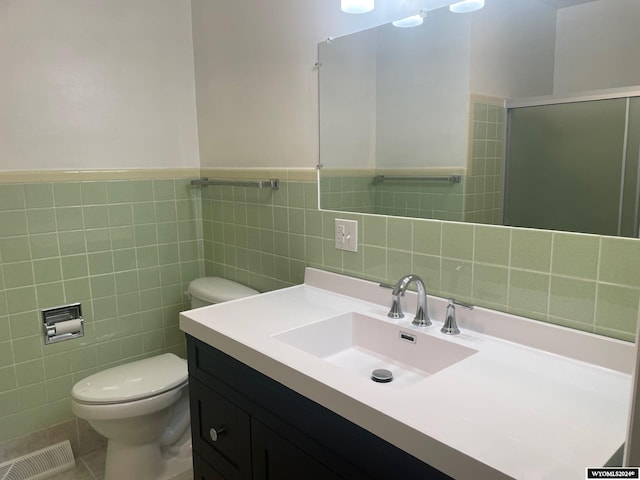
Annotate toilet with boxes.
[71,277,258,480]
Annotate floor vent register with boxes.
[0,440,75,480]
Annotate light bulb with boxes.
[392,11,426,28]
[449,0,485,13]
[341,0,374,14]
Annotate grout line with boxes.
[505,228,513,312]
[593,236,603,331]
[546,232,556,321]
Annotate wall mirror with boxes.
[318,0,640,237]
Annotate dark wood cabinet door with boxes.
[193,454,226,480]
[251,419,344,480]
[190,378,252,480]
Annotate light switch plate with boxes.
[335,218,358,252]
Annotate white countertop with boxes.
[179,268,634,480]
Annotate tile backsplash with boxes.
[2,169,639,446]
[202,176,640,343]
[0,177,203,444]
[319,173,467,221]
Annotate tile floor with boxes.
[48,447,193,480]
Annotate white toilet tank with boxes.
[187,277,258,308]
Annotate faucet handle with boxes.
[451,298,474,310]
[441,299,474,335]
[441,299,460,335]
[381,282,406,318]
[387,298,404,319]
[379,282,407,297]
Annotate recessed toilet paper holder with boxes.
[42,303,84,344]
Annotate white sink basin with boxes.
[274,312,477,386]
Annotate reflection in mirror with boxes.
[506,96,640,236]
[318,0,640,237]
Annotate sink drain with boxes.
[371,368,393,383]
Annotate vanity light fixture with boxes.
[449,0,485,13]
[392,10,427,28]
[341,0,374,14]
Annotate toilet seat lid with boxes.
[72,353,188,404]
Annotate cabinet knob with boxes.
[209,426,226,442]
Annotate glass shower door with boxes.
[505,98,629,236]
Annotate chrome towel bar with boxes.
[373,175,461,184]
[191,177,280,189]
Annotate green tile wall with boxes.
[319,176,375,214]
[464,101,505,224]
[4,172,640,445]
[0,178,203,443]
[203,178,640,344]
[374,179,465,220]
[319,174,466,220]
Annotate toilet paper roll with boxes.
[50,319,83,336]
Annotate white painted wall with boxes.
[319,29,378,169]
[554,0,640,95]
[191,0,455,169]
[0,0,199,171]
[4,0,638,172]
[470,0,556,99]
[318,7,472,171]
[376,7,471,168]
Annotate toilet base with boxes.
[162,433,193,480]
[103,434,192,480]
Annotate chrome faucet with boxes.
[387,274,431,327]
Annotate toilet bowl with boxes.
[72,354,192,480]
[71,277,259,480]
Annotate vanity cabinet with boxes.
[187,336,451,480]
